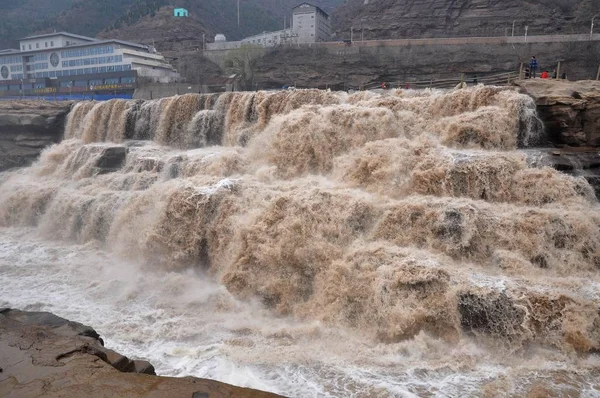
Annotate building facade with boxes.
[292,3,331,44]
[0,32,179,99]
[241,29,298,47]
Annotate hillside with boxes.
[0,0,76,48]
[0,0,343,51]
[332,0,600,40]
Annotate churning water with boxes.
[1,87,600,397]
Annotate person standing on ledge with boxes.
[529,56,539,78]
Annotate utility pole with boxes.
[202,33,206,51]
[592,16,597,41]
[361,18,365,42]
[237,0,240,28]
[512,20,516,37]
[525,25,529,42]
[350,26,353,43]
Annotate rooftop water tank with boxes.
[215,34,227,42]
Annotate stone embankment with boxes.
[0,308,282,398]
[0,101,72,171]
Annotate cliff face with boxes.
[0,308,281,398]
[332,0,597,40]
[0,101,71,172]
[251,39,600,89]
[516,79,600,147]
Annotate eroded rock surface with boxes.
[516,80,600,147]
[0,101,72,171]
[0,308,282,398]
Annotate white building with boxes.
[241,29,298,47]
[206,2,330,50]
[0,32,179,83]
[292,3,331,44]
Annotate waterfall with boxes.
[1,86,598,396]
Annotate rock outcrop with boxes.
[516,79,600,197]
[0,101,72,172]
[516,80,600,147]
[0,308,282,398]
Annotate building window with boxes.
[22,45,25,50]
[36,43,39,48]
[45,42,48,48]
[51,41,54,47]
[29,44,31,50]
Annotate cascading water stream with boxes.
[1,86,599,397]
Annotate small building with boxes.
[174,8,189,17]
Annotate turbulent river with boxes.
[1,87,600,397]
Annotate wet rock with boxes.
[458,292,525,338]
[0,308,101,342]
[436,209,464,244]
[131,360,156,375]
[0,101,72,171]
[531,254,549,269]
[94,146,128,174]
[0,308,281,398]
[103,349,132,372]
[524,148,600,199]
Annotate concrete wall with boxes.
[134,83,204,99]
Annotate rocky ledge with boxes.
[515,80,600,147]
[0,308,282,398]
[515,80,600,197]
[0,101,72,172]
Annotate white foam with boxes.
[1,227,599,397]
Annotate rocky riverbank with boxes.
[516,79,600,147]
[0,308,282,398]
[0,101,72,172]
[515,80,600,197]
